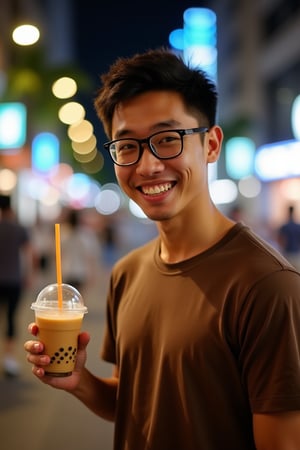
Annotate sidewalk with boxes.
[0,270,114,450]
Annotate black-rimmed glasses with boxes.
[103,127,209,166]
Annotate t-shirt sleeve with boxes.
[238,269,300,413]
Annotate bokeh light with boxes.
[12,24,40,46]
[238,176,261,198]
[71,134,97,155]
[58,101,85,125]
[209,179,238,204]
[0,102,27,149]
[95,183,122,215]
[225,137,255,180]
[68,119,94,142]
[291,95,300,140]
[0,169,17,193]
[129,199,147,219]
[52,77,77,99]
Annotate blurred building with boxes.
[211,0,300,145]
[208,0,300,228]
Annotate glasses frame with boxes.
[104,127,209,166]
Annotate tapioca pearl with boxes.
[59,348,64,352]
[68,346,72,351]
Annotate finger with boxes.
[77,331,90,350]
[24,340,44,354]
[27,352,50,366]
[32,365,46,378]
[28,323,39,336]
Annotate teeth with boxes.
[142,183,172,195]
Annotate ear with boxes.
[206,125,223,163]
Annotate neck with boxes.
[157,205,235,264]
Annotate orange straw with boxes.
[55,223,63,309]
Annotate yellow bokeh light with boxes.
[12,24,40,46]
[68,120,94,143]
[81,152,104,174]
[0,169,17,192]
[58,101,85,125]
[52,77,77,99]
[71,134,97,154]
[73,147,97,163]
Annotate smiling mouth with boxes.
[140,182,174,195]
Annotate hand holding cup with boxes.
[30,283,88,377]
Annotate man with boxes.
[25,48,300,449]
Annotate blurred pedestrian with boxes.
[0,195,33,376]
[60,209,100,294]
[277,204,300,270]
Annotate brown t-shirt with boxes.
[102,223,300,450]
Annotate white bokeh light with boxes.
[95,187,122,215]
[12,24,40,46]
[238,176,261,198]
[291,95,300,140]
[209,179,238,204]
[129,199,147,219]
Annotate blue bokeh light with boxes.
[32,132,59,172]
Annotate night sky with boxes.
[74,1,212,77]
[72,1,212,180]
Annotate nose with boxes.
[136,144,164,175]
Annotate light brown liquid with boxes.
[36,313,83,376]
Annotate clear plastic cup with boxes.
[31,283,88,377]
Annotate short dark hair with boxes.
[94,48,218,138]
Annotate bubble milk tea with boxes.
[31,283,88,377]
[35,311,84,376]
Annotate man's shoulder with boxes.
[112,238,158,273]
[226,223,295,275]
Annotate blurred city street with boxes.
[0,268,115,450]
[0,0,300,447]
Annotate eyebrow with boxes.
[114,120,182,139]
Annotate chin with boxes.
[145,211,173,222]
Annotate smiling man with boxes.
[25,48,300,450]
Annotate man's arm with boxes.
[253,412,300,450]
[71,365,118,421]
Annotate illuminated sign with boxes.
[169,8,217,81]
[32,132,59,172]
[255,140,300,181]
[0,102,26,149]
[225,137,255,179]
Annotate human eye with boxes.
[154,131,180,146]
[112,139,139,164]
[115,139,138,153]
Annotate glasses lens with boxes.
[110,139,139,165]
[150,131,182,158]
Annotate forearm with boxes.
[70,367,118,421]
[253,412,300,450]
